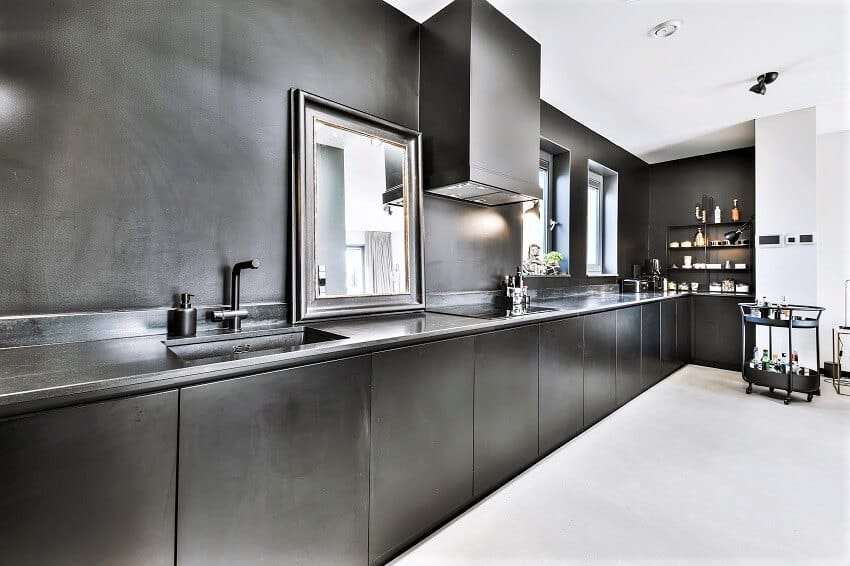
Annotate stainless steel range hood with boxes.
[420,0,542,206]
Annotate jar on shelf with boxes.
[694,227,706,247]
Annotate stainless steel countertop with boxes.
[0,291,690,417]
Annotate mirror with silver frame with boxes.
[291,89,424,322]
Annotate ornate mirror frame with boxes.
[290,89,424,322]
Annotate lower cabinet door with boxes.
[583,311,617,426]
[473,325,539,497]
[0,391,178,566]
[661,299,678,377]
[538,317,584,455]
[369,337,474,565]
[693,295,749,369]
[641,302,662,389]
[177,356,371,566]
[676,296,692,365]
[616,306,642,406]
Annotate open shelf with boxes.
[668,221,749,230]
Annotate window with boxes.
[345,245,365,295]
[522,156,551,259]
[586,171,603,274]
[586,160,618,276]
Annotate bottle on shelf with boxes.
[761,349,770,371]
[694,227,706,247]
[731,198,740,222]
[714,205,721,223]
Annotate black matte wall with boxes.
[539,101,650,285]
[647,147,755,261]
[0,0,418,315]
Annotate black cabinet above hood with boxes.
[420,0,542,206]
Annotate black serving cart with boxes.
[738,303,825,404]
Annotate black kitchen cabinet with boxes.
[370,338,475,565]
[693,295,752,370]
[676,296,692,365]
[616,306,643,406]
[0,391,178,566]
[177,356,371,566]
[641,302,662,389]
[538,317,584,455]
[583,310,617,427]
[473,325,539,497]
[661,298,678,377]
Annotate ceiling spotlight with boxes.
[749,71,779,95]
[650,19,682,38]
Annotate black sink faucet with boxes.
[213,259,260,331]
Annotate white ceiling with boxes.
[384,0,850,163]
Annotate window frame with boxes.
[586,176,604,274]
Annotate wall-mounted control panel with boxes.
[758,234,782,247]
[760,233,816,247]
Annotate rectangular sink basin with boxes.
[164,326,347,362]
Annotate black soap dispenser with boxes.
[168,293,197,337]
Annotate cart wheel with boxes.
[784,397,791,405]
[746,385,753,394]
[769,387,774,392]
[807,393,813,402]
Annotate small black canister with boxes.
[168,293,197,337]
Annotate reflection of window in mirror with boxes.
[314,120,409,297]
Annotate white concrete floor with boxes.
[392,366,850,566]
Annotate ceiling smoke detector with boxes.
[650,19,682,38]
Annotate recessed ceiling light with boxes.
[650,19,682,38]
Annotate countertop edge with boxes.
[0,292,745,418]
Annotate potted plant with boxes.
[542,251,565,275]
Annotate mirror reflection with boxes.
[314,120,408,297]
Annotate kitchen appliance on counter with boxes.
[639,258,665,292]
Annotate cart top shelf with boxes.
[739,303,825,328]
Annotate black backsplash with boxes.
[648,147,756,262]
[0,0,418,315]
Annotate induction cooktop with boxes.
[426,304,557,320]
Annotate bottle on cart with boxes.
[750,346,760,368]
[772,353,781,371]
[780,296,790,320]
[791,350,800,374]
[761,349,770,371]
[780,353,789,374]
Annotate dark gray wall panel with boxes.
[538,317,584,454]
[370,337,474,565]
[0,0,419,315]
[648,148,755,261]
[473,325,539,496]
[0,391,178,566]
[177,356,371,566]
[424,195,522,293]
[540,101,650,281]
